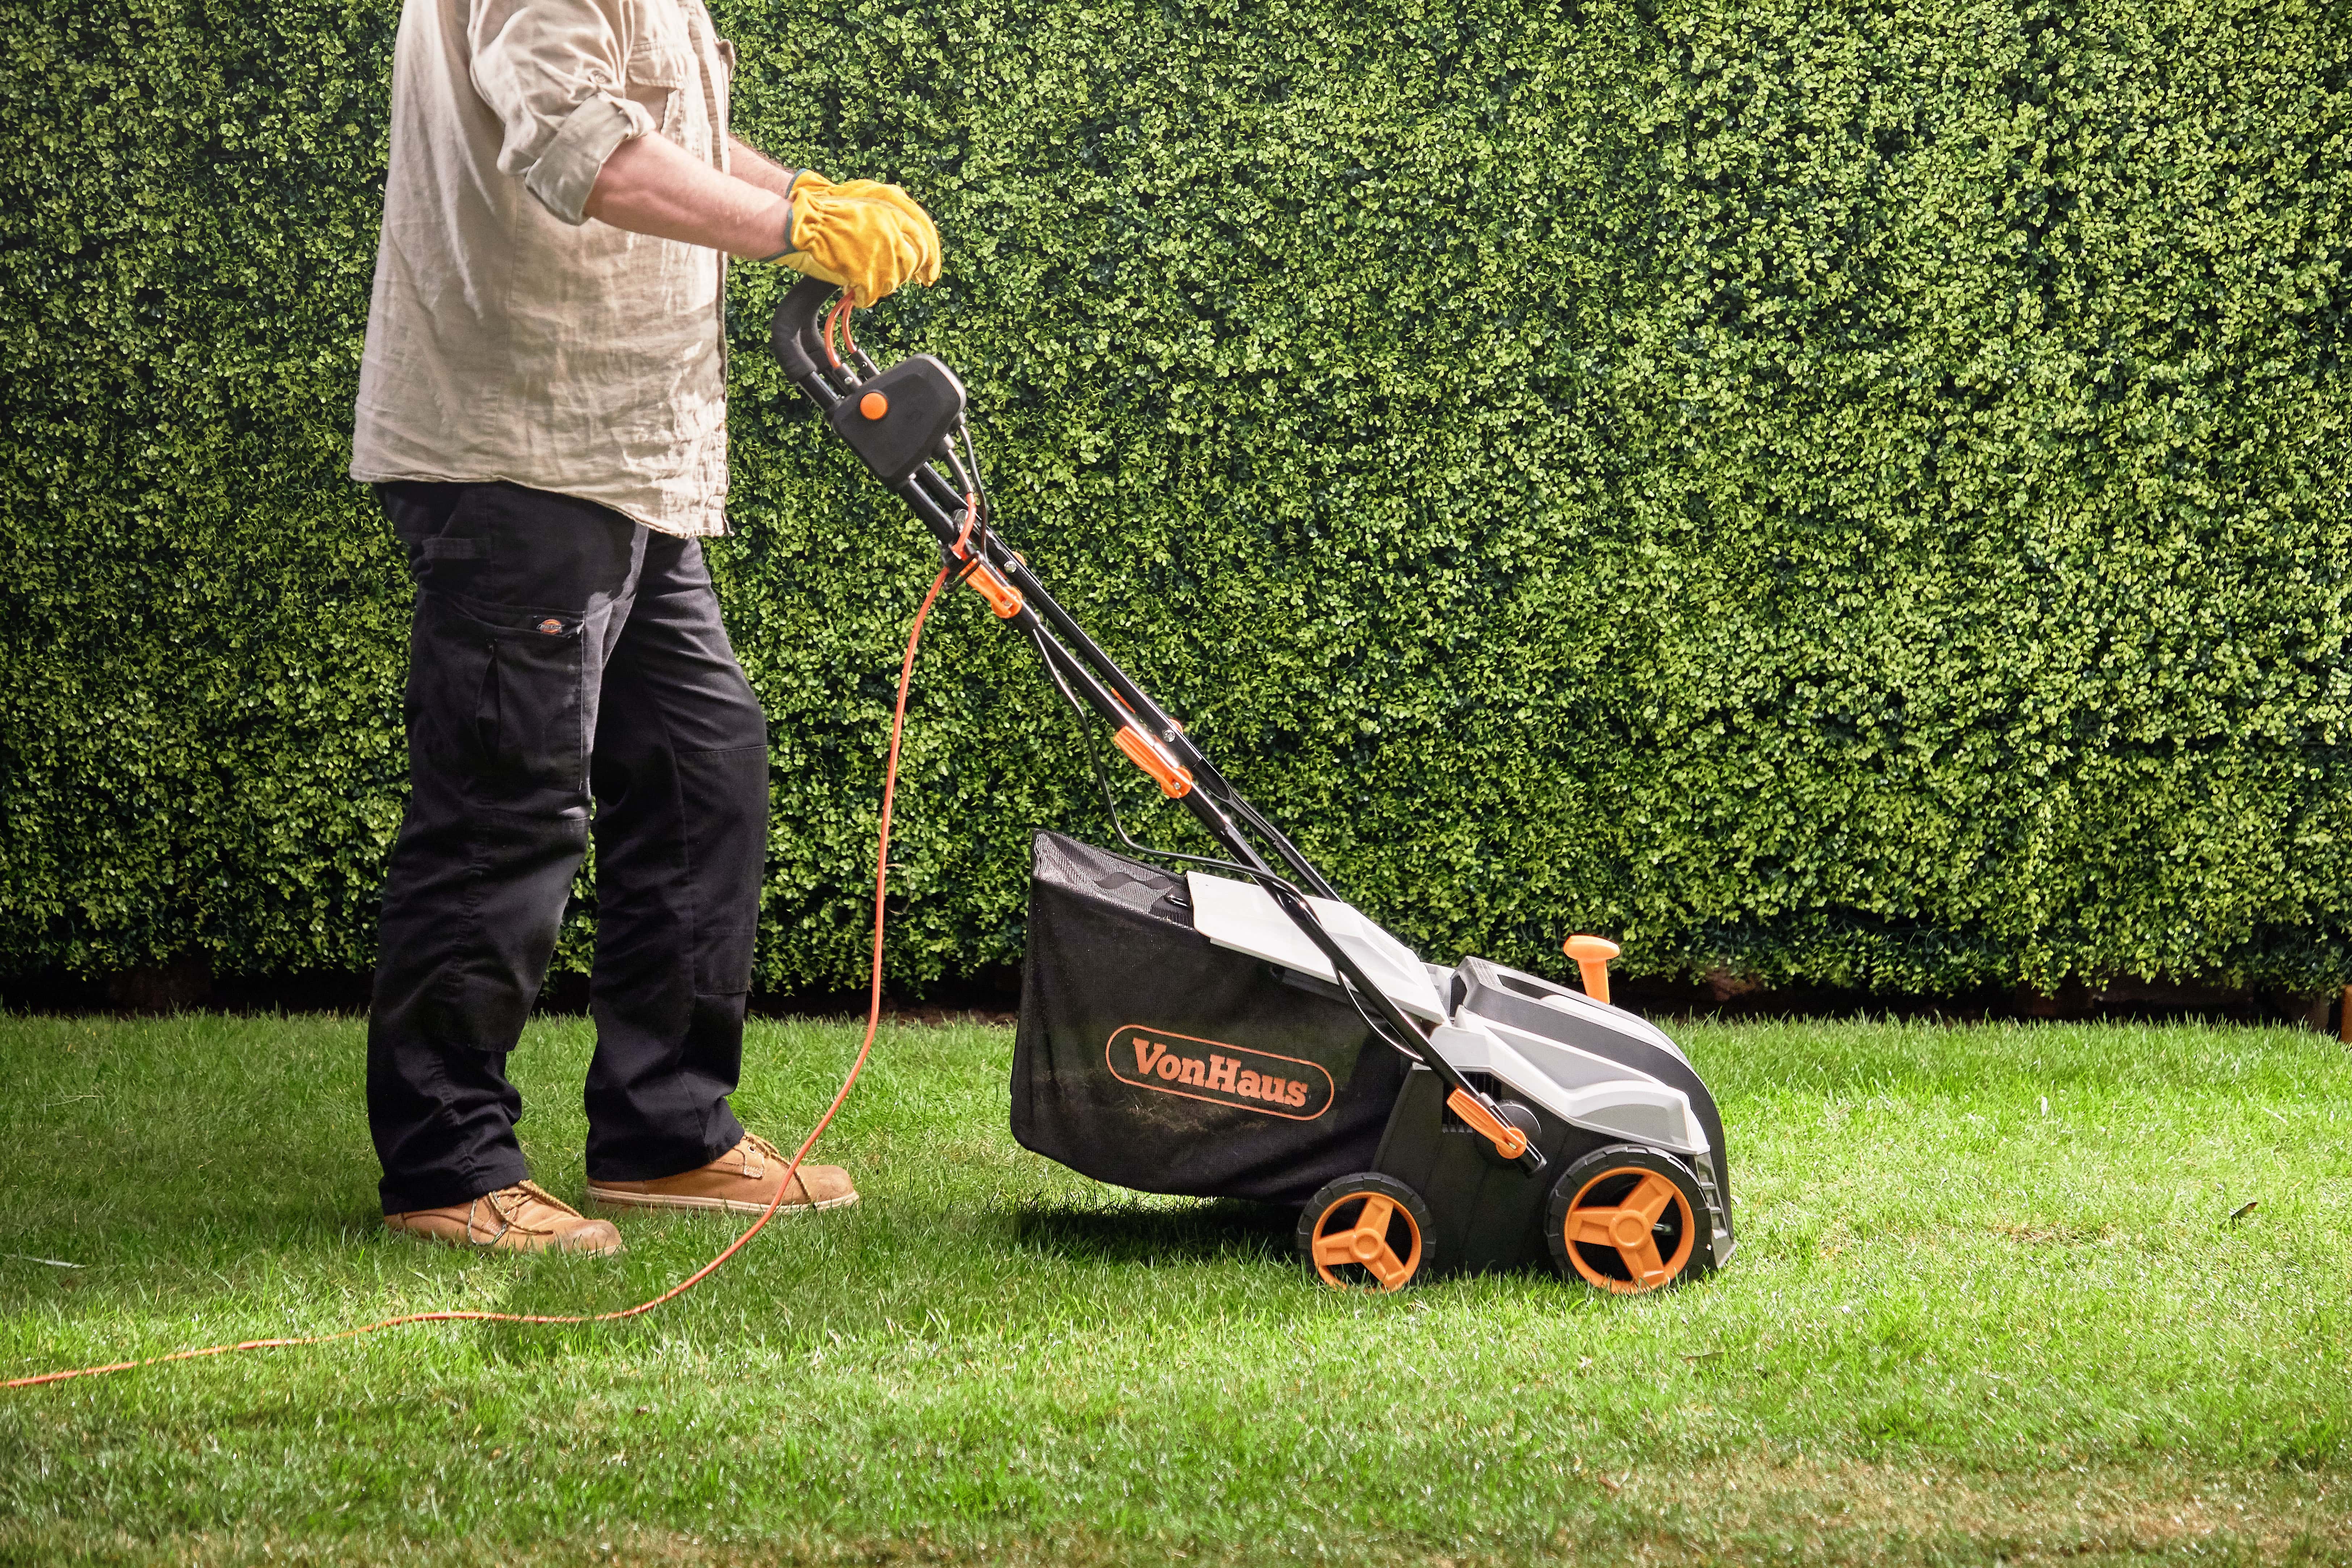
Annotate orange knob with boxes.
[1446,1087,1530,1160]
[1563,934,1620,1006]
[859,392,888,420]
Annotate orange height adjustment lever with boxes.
[1564,935,1620,1005]
[1446,1088,1529,1161]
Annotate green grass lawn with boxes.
[2,1012,2349,1566]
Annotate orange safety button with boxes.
[859,392,888,421]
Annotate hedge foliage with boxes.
[4,0,2351,996]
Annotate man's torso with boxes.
[351,0,737,538]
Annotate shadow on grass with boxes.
[1008,1196,1296,1268]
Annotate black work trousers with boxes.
[368,481,766,1214]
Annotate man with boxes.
[350,0,938,1253]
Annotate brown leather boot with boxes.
[587,1133,859,1216]
[384,1180,624,1255]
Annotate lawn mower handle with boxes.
[770,279,1547,1179]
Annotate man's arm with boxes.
[582,131,938,303]
[581,133,791,258]
[728,137,802,202]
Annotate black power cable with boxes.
[1026,623,1269,884]
[957,408,1424,1060]
[1024,621,1425,1059]
[955,414,990,559]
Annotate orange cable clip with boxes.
[1446,1088,1530,1161]
[1113,725,1194,798]
[963,560,1023,618]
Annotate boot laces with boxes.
[467,1181,572,1243]
[735,1133,785,1183]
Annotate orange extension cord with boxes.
[4,567,954,1394]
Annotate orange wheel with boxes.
[1546,1146,1704,1294]
[1296,1173,1435,1291]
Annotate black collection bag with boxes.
[1010,831,1409,1205]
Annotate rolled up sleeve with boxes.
[468,0,659,225]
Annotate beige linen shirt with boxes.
[350,0,737,538]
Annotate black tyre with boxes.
[1297,1172,1436,1291]
[1545,1145,1707,1294]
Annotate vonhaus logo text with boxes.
[1104,1025,1335,1121]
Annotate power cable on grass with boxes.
[3,568,955,1394]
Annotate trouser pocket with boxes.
[409,590,589,795]
[694,926,758,996]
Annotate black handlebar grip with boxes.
[769,277,842,393]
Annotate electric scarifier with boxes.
[774,279,1735,1294]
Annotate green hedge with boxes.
[5,0,2350,997]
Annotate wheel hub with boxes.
[1555,1161,1701,1296]
[1303,1180,1426,1293]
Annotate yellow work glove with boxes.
[828,181,942,285]
[770,170,942,303]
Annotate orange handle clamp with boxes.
[1564,934,1620,1005]
[1113,725,1194,798]
[962,561,1024,619]
[1446,1088,1529,1161]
